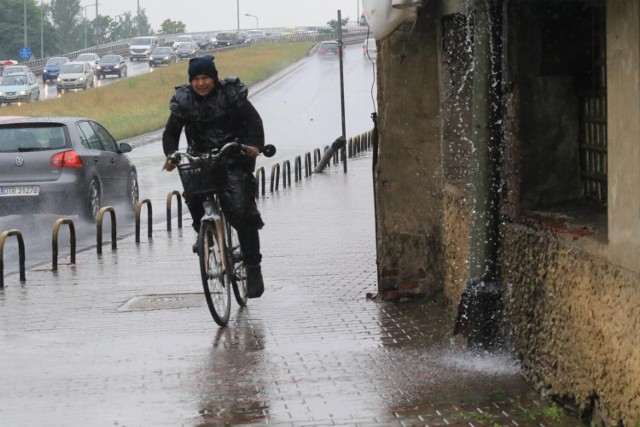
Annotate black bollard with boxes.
[314,136,346,173]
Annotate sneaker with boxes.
[246,264,264,298]
[192,240,198,254]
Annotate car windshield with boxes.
[176,36,192,42]
[46,58,67,66]
[101,55,119,63]
[322,42,338,49]
[61,64,84,73]
[0,125,66,152]
[217,33,234,40]
[1,75,27,86]
[131,37,153,45]
[3,67,25,74]
[153,48,171,54]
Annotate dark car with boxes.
[96,54,128,79]
[193,35,214,50]
[214,32,239,47]
[41,57,69,83]
[149,47,177,67]
[317,41,341,58]
[0,117,139,221]
[175,42,200,60]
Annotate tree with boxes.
[326,16,350,33]
[157,19,186,35]
[50,0,83,53]
[0,0,57,60]
[134,9,153,36]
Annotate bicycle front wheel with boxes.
[199,220,231,326]
[227,222,248,307]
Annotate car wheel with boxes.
[83,179,101,221]
[127,172,139,211]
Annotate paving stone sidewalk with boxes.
[0,153,584,426]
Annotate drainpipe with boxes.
[453,0,504,350]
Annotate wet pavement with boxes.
[0,152,585,426]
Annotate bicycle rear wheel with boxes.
[226,222,248,307]
[199,220,231,326]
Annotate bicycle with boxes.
[169,141,276,326]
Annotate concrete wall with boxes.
[374,5,444,299]
[606,0,640,272]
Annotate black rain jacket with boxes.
[162,76,265,171]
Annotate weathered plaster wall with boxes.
[442,184,471,303]
[501,224,640,425]
[374,7,444,298]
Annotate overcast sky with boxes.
[96,0,363,33]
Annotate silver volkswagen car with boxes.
[0,117,139,221]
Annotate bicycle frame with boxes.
[171,143,251,325]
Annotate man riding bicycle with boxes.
[162,55,266,298]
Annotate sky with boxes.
[95,0,363,34]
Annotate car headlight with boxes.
[96,65,102,70]
[78,77,85,82]
[0,91,5,96]
[18,90,27,95]
[163,56,169,60]
[114,64,120,69]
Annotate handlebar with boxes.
[168,142,276,165]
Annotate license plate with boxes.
[0,186,40,197]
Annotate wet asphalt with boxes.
[0,150,585,426]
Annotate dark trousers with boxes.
[185,164,263,266]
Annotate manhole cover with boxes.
[119,293,205,311]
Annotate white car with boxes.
[75,52,100,70]
[56,61,95,93]
[172,35,195,50]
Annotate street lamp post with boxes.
[236,0,240,33]
[83,3,100,49]
[245,13,258,29]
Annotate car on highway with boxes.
[0,72,40,104]
[0,116,139,221]
[96,54,128,79]
[42,56,69,83]
[172,35,195,50]
[56,61,95,93]
[214,32,240,47]
[129,36,160,61]
[0,64,32,82]
[317,40,341,58]
[149,47,177,67]
[193,34,215,50]
[175,42,200,60]
[245,30,267,43]
[75,52,101,70]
